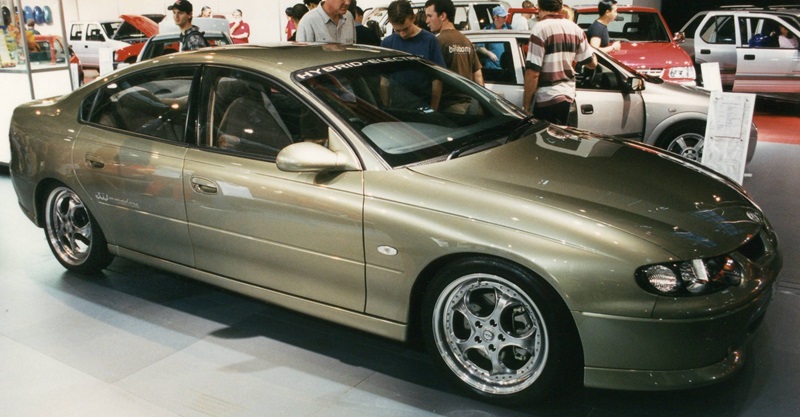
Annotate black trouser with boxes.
[534,101,571,125]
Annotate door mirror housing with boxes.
[277,129,360,173]
[625,77,645,93]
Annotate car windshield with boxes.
[102,22,121,38]
[296,56,523,167]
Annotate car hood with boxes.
[409,125,761,258]
[614,42,693,69]
[120,14,158,38]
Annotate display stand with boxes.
[0,0,72,164]
[701,92,756,185]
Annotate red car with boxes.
[573,5,696,85]
[112,14,160,66]
[32,35,84,85]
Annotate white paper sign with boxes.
[701,62,723,92]
[702,92,755,185]
[99,48,114,75]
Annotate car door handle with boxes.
[581,104,594,115]
[85,154,105,169]
[190,177,218,194]
[700,49,710,55]
[744,54,756,61]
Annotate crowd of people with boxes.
[165,0,598,124]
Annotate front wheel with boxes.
[44,185,113,273]
[422,258,579,404]
[657,121,706,161]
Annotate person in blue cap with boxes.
[476,5,511,70]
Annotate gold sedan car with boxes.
[8,44,781,404]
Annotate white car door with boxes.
[573,60,645,139]
[733,18,800,94]
[477,36,525,106]
[69,23,89,64]
[693,13,740,87]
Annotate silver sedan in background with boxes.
[465,30,758,162]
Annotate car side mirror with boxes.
[625,77,645,93]
[674,32,686,43]
[276,129,359,173]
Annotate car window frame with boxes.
[195,65,335,163]
[700,14,736,45]
[80,65,201,144]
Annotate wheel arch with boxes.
[33,178,67,226]
[645,113,707,147]
[406,252,584,368]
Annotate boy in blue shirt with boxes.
[380,0,446,110]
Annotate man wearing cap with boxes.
[522,0,596,124]
[168,0,209,51]
[476,5,511,70]
[296,0,355,44]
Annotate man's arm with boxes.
[472,69,484,87]
[522,68,540,114]
[589,36,620,53]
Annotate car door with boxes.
[694,13,739,87]
[475,35,526,106]
[74,66,196,266]
[69,23,89,63]
[78,22,108,67]
[183,67,366,311]
[573,56,645,139]
[733,16,800,94]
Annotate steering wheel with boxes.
[581,66,600,88]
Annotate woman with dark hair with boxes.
[288,4,308,41]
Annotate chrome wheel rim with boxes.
[432,273,548,395]
[667,133,704,161]
[45,187,93,266]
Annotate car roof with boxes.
[127,43,405,76]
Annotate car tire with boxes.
[421,257,580,404]
[657,121,706,161]
[44,185,113,274]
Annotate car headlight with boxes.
[668,66,696,80]
[637,255,744,296]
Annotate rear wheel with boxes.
[44,185,113,273]
[422,258,579,404]
[657,121,706,161]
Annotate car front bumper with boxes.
[575,279,774,390]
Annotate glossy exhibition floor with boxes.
[1,108,799,417]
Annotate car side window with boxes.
[70,24,83,41]
[86,24,104,41]
[84,67,196,142]
[700,15,735,45]
[202,69,322,160]
[741,17,782,48]
[682,13,706,41]
[477,41,516,84]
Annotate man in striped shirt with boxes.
[522,0,596,125]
